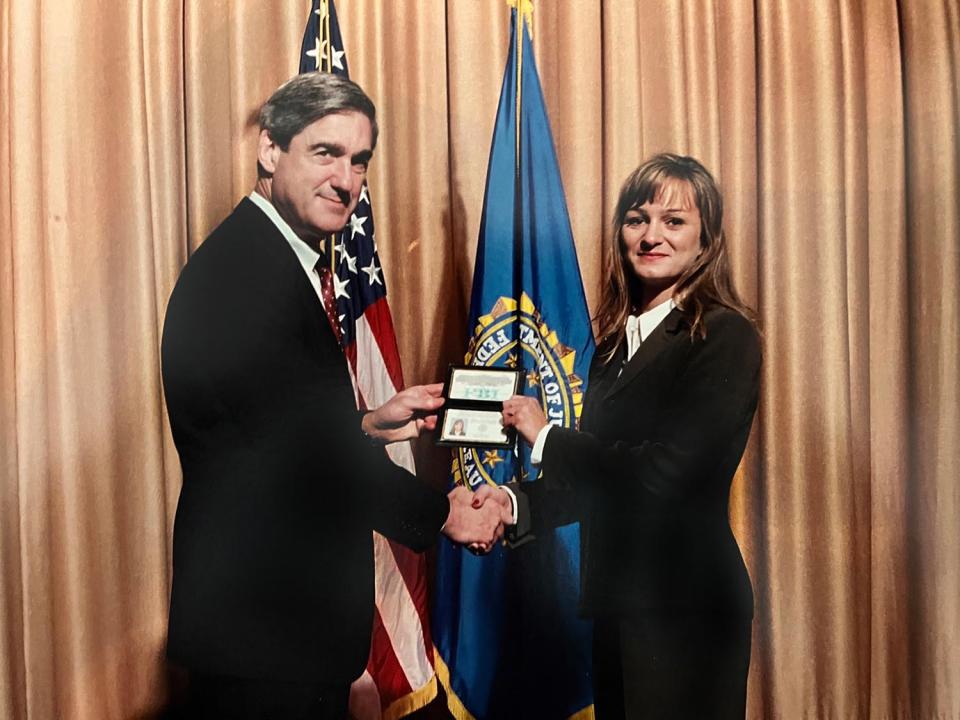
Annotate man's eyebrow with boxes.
[305,141,345,155]
[303,141,372,165]
[351,149,373,165]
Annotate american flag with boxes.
[298,2,438,719]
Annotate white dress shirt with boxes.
[501,299,678,523]
[530,298,676,464]
[624,298,676,364]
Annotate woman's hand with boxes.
[501,395,548,447]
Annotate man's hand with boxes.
[501,395,548,447]
[471,483,513,516]
[442,485,512,553]
[467,484,515,554]
[362,383,445,445]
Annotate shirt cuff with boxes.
[499,485,519,525]
[530,424,553,466]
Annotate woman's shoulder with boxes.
[702,304,754,326]
[699,305,761,349]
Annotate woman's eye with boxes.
[667,217,684,226]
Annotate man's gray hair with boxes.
[258,73,378,151]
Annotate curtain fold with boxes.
[900,1,960,716]
[1,1,957,717]
[1,1,187,717]
[756,2,871,715]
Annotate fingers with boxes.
[445,485,511,555]
[447,485,472,506]
[498,499,514,525]
[502,394,539,413]
[478,501,505,544]
[416,414,439,433]
[379,386,444,426]
[500,395,548,446]
[402,383,445,409]
[367,384,444,445]
[421,382,445,398]
[416,394,445,412]
[472,486,513,529]
[501,395,540,425]
[471,484,498,508]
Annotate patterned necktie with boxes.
[315,257,343,346]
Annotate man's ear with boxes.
[257,129,280,174]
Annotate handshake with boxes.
[362,382,519,553]
[442,485,514,554]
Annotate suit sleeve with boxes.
[255,336,449,553]
[363,451,450,552]
[162,237,448,553]
[512,312,760,540]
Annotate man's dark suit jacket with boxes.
[161,198,449,683]
[510,306,761,619]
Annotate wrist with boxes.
[360,412,384,446]
[441,493,462,535]
[498,485,519,525]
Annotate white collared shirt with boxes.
[529,298,676,465]
[500,298,679,523]
[625,298,676,361]
[248,191,327,304]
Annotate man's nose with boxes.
[329,157,354,191]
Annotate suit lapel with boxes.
[241,197,333,333]
[604,307,687,400]
[580,347,622,427]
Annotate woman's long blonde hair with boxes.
[595,153,756,362]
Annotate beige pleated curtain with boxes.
[1,1,958,718]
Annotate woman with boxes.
[487,154,761,719]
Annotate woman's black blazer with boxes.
[510,305,761,619]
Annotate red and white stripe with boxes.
[346,300,437,720]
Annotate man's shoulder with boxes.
[184,198,292,275]
[199,198,273,254]
[171,198,293,302]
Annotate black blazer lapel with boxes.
[244,199,328,312]
[605,307,687,400]
[238,197,339,348]
[580,345,623,428]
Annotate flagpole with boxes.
[512,5,526,476]
[512,5,523,323]
[322,0,332,71]
[316,0,338,277]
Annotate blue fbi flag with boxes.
[433,9,595,719]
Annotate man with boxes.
[161,73,503,718]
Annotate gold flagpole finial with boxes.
[321,0,333,72]
[505,0,534,39]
